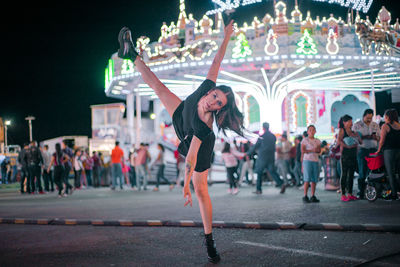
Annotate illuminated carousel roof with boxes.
[105,0,400,100]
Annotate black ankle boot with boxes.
[118,27,139,60]
[204,233,221,264]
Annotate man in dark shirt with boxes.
[293,135,303,186]
[248,122,284,194]
[18,143,30,193]
[92,151,101,187]
[1,157,9,184]
[61,141,74,194]
[25,141,44,194]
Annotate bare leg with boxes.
[134,56,181,117]
[192,170,213,234]
[125,173,129,186]
[311,182,316,196]
[304,181,309,196]
[238,161,249,185]
[249,160,255,184]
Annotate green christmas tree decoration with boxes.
[232,33,252,59]
[121,59,134,74]
[296,29,318,55]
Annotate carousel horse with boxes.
[355,21,373,54]
[373,29,394,55]
[355,21,394,55]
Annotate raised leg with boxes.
[134,56,182,117]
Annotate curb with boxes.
[1,218,400,232]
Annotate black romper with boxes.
[340,129,357,194]
[172,79,216,172]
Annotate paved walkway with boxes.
[1,183,400,266]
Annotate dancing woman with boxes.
[118,20,244,263]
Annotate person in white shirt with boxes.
[238,142,255,186]
[352,109,380,199]
[151,144,174,191]
[221,142,245,194]
[276,133,294,186]
[73,149,83,189]
[41,145,54,192]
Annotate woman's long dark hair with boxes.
[338,114,352,129]
[157,143,165,152]
[212,85,245,137]
[222,142,231,153]
[55,143,62,161]
[384,108,399,124]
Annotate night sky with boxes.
[1,0,399,146]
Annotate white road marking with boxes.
[236,241,367,263]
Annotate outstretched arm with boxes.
[183,136,202,207]
[206,20,234,83]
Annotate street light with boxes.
[25,116,35,142]
[4,120,11,150]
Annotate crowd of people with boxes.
[10,139,179,197]
[14,140,105,197]
[2,108,398,203]
[219,108,400,202]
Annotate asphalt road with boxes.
[1,183,400,266]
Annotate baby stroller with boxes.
[364,153,391,202]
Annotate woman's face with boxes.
[201,89,228,112]
[344,119,353,129]
[307,127,316,137]
[384,114,390,123]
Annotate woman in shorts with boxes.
[301,125,321,203]
[117,20,244,263]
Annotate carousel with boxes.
[103,0,400,146]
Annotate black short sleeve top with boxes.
[173,79,216,172]
[182,79,215,140]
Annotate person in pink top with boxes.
[82,150,93,187]
[221,142,245,195]
[135,143,149,191]
[301,125,321,203]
